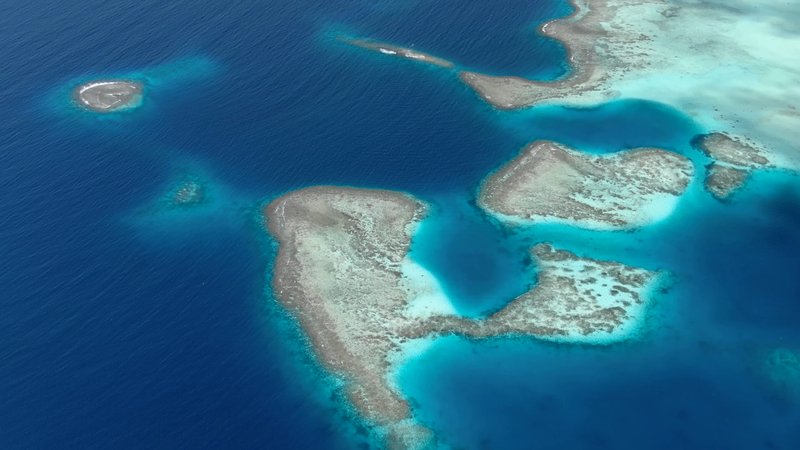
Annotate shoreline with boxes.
[344,37,455,69]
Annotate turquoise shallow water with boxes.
[412,98,704,317]
[410,193,534,317]
[1,0,799,448]
[401,171,800,449]
[502,99,704,153]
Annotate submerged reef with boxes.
[478,141,693,230]
[266,186,661,448]
[459,0,800,169]
[345,38,454,68]
[704,164,749,201]
[169,179,205,207]
[761,348,800,402]
[150,174,209,212]
[73,80,143,112]
[695,133,773,200]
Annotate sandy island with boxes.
[345,38,455,69]
[266,186,662,448]
[73,80,143,112]
[478,141,693,230]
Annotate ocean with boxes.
[1,0,799,448]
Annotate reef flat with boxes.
[73,80,143,112]
[704,164,749,201]
[696,133,773,200]
[266,186,435,448]
[415,243,660,344]
[478,141,693,230]
[498,243,658,343]
[460,0,800,168]
[345,38,454,68]
[267,186,662,447]
[697,133,772,169]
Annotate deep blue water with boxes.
[401,174,800,449]
[1,0,799,449]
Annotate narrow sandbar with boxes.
[478,141,693,230]
[345,38,454,69]
[73,80,143,112]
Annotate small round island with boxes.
[73,80,144,112]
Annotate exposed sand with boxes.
[345,38,455,69]
[460,0,800,168]
[266,186,663,447]
[478,141,693,230]
[73,80,143,112]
